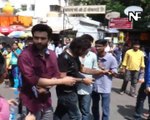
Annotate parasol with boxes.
[0,26,15,35]
[0,36,15,45]
[10,25,25,31]
[8,31,25,38]
[21,31,32,38]
[0,33,5,37]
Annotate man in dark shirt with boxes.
[18,24,76,120]
[54,37,102,120]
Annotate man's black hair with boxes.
[132,40,140,46]
[70,37,91,56]
[6,44,11,49]
[31,24,53,40]
[95,40,107,46]
[81,34,94,43]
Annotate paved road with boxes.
[0,78,149,120]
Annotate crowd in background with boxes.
[0,23,150,120]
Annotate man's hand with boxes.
[36,86,48,94]
[108,70,118,77]
[120,67,126,73]
[61,76,76,86]
[103,70,111,74]
[145,87,150,93]
[99,70,113,76]
[25,113,36,120]
[138,79,145,83]
[83,78,94,85]
[7,99,18,106]
[144,87,150,94]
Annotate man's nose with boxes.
[37,38,42,43]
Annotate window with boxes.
[50,5,61,12]
[31,4,35,11]
[21,4,27,11]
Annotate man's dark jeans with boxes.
[134,83,150,120]
[54,91,80,120]
[92,91,110,120]
[78,94,91,120]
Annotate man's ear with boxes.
[0,73,5,84]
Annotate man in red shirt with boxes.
[18,24,76,120]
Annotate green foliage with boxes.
[106,1,126,16]
[70,0,150,29]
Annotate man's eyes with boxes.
[34,37,47,40]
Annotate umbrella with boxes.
[10,25,25,31]
[0,26,15,35]
[0,36,15,45]
[8,31,25,38]
[0,33,5,36]
[21,31,32,38]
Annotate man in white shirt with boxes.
[48,41,55,51]
[77,34,105,120]
[55,43,63,57]
[78,49,99,120]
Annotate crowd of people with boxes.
[0,23,149,120]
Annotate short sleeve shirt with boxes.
[57,51,84,92]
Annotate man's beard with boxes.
[35,44,48,51]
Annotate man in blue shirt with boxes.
[92,40,118,120]
[11,42,22,88]
[134,49,150,120]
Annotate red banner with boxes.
[109,18,132,29]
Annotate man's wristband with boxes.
[76,78,84,82]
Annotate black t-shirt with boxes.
[56,51,84,93]
[0,53,5,75]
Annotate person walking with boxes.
[55,42,63,57]
[120,41,145,97]
[18,24,76,120]
[10,42,22,88]
[113,43,123,66]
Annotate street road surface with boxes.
[0,78,149,120]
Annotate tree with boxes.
[69,0,150,30]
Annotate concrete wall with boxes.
[0,0,68,16]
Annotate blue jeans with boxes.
[54,91,81,120]
[134,83,150,120]
[12,65,19,88]
[78,94,91,120]
[92,91,110,120]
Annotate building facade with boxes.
[0,0,68,17]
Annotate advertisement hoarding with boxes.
[109,18,132,29]
[64,5,106,14]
